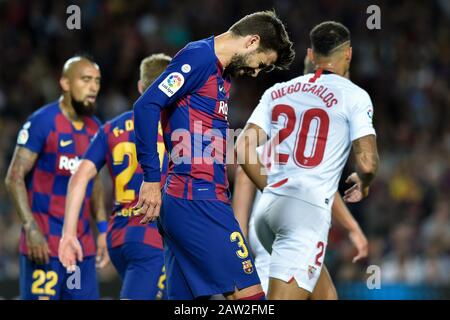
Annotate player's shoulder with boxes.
[175,36,216,65]
[103,110,133,132]
[325,75,370,100]
[24,100,60,132]
[28,100,60,122]
[108,110,133,126]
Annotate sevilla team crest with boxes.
[242,260,254,274]
[308,265,317,279]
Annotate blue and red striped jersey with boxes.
[83,111,168,249]
[16,101,101,257]
[134,36,232,203]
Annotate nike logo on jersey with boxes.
[60,139,73,147]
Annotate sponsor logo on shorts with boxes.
[242,260,254,274]
[308,265,317,279]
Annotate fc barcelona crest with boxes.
[242,260,254,274]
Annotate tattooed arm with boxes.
[343,134,379,203]
[5,146,50,264]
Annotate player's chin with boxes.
[81,101,96,116]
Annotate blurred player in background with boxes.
[59,54,171,300]
[233,54,368,299]
[4,56,106,300]
[236,21,379,299]
[133,11,295,299]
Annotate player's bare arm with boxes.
[90,173,110,268]
[232,166,257,239]
[235,123,268,191]
[59,159,98,271]
[344,134,379,203]
[5,146,50,265]
[332,192,368,262]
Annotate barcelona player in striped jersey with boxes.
[5,56,106,300]
[133,11,295,299]
[59,54,171,300]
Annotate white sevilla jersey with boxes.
[247,70,376,209]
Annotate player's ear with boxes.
[59,77,70,92]
[137,80,143,95]
[244,34,260,51]
[346,47,353,62]
[307,48,315,65]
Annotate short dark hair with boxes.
[229,10,295,70]
[309,21,350,56]
[140,53,172,91]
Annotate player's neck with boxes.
[315,59,348,77]
[214,31,236,69]
[59,96,83,122]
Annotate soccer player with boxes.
[58,53,171,300]
[232,55,367,299]
[133,11,295,300]
[233,167,368,298]
[4,56,106,300]
[236,21,379,299]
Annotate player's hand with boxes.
[96,233,110,269]
[24,221,50,265]
[348,227,368,263]
[58,234,83,272]
[133,181,162,224]
[343,172,369,203]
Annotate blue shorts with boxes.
[158,193,261,299]
[20,255,99,300]
[108,243,166,300]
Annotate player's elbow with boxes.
[4,174,12,192]
[68,169,90,192]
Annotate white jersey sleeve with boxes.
[348,89,376,141]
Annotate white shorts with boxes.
[252,191,331,293]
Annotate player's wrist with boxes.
[23,219,37,232]
[61,230,77,239]
[96,220,108,234]
[143,173,161,183]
